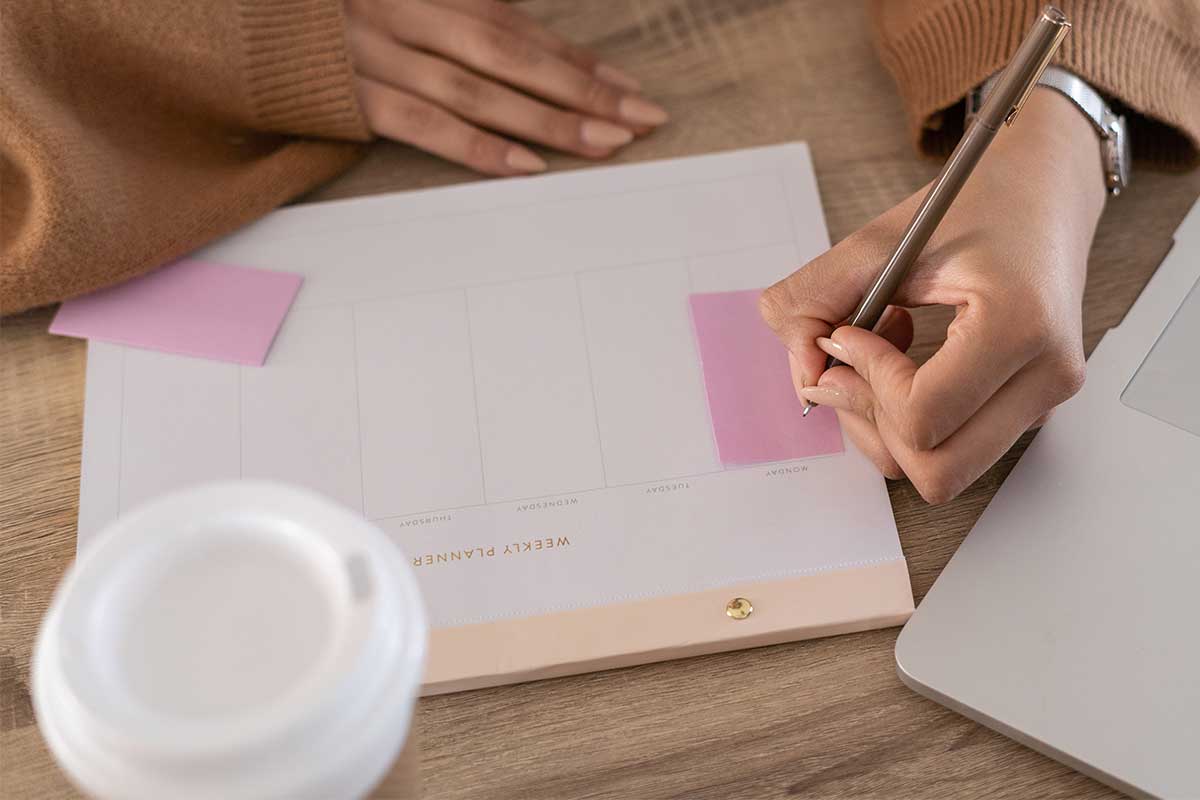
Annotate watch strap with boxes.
[969,65,1130,194]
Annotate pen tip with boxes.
[802,403,812,417]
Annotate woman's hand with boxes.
[759,89,1107,504]
[344,0,668,175]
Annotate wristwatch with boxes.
[967,65,1130,195]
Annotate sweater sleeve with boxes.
[1,0,370,314]
[868,0,1200,170]
[3,0,369,141]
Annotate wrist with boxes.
[985,87,1106,261]
[999,87,1107,213]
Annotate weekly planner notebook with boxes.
[76,144,913,693]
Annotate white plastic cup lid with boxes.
[33,481,427,800]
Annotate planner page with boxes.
[77,144,903,628]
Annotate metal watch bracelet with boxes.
[967,65,1130,195]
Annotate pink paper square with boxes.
[689,289,843,465]
[50,260,302,366]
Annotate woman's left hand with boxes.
[344,0,668,175]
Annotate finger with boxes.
[774,312,834,402]
[382,1,667,129]
[786,351,808,398]
[899,300,1065,448]
[778,301,914,409]
[814,326,917,429]
[837,409,905,480]
[805,355,1069,503]
[355,77,543,176]
[800,367,881,425]
[787,304,907,392]
[349,25,627,158]
[824,302,1051,451]
[874,360,1075,504]
[429,0,642,90]
[790,341,883,491]
[797,369,904,479]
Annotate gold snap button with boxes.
[725,597,753,620]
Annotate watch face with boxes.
[1118,117,1132,189]
[1102,114,1130,194]
[1110,115,1131,192]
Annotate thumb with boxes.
[759,233,894,389]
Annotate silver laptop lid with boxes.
[895,201,1200,800]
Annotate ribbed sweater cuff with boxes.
[870,0,1200,170]
[237,0,370,141]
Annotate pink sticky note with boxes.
[50,260,302,366]
[689,289,843,465]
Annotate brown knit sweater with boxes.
[2,1,1197,314]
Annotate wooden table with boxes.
[3,1,1196,797]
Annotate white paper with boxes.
[77,144,903,628]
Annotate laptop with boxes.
[895,199,1200,800]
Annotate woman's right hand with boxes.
[344,0,668,175]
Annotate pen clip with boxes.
[1006,13,1071,125]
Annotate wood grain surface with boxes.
[3,1,1197,798]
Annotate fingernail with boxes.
[799,385,844,406]
[594,62,641,92]
[618,96,669,126]
[815,337,844,357]
[505,146,547,173]
[581,119,634,148]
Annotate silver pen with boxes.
[805,5,1071,416]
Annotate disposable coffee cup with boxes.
[33,481,426,799]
